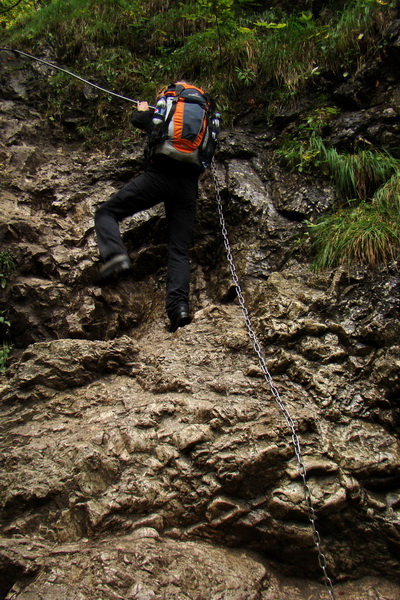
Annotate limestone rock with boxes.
[1,47,400,600]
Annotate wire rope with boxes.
[0,48,155,108]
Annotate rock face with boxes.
[1,49,400,600]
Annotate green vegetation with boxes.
[1,0,399,269]
[279,112,400,269]
[276,107,341,174]
[1,0,395,122]
[278,131,398,201]
[0,252,15,289]
[306,194,400,269]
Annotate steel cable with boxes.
[0,48,155,108]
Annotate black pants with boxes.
[95,166,198,317]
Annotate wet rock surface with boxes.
[1,51,400,599]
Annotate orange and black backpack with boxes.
[149,82,220,168]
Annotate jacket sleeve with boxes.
[131,109,154,134]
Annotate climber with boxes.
[94,81,220,333]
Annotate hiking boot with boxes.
[169,303,191,333]
[96,254,131,284]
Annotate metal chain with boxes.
[211,159,336,600]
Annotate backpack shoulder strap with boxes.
[165,83,185,99]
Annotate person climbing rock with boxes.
[94,81,220,333]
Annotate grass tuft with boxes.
[308,199,400,269]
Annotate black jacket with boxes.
[131,108,154,134]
